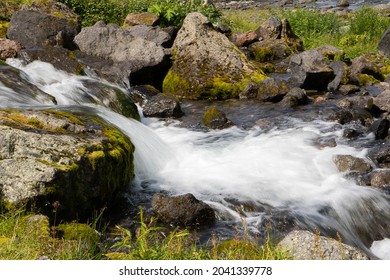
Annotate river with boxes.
[1,58,390,259]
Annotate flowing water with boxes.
[1,59,390,259]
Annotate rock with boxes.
[79,79,140,120]
[6,4,80,50]
[202,107,233,129]
[280,87,308,107]
[256,77,288,102]
[333,154,372,173]
[343,128,361,139]
[0,63,56,105]
[251,17,303,62]
[248,39,293,62]
[0,38,22,60]
[278,230,368,260]
[369,119,390,140]
[126,25,176,48]
[328,61,348,92]
[338,84,360,95]
[233,30,258,47]
[17,46,83,75]
[130,84,160,104]
[74,21,171,90]
[162,12,266,100]
[328,109,354,124]
[337,0,350,8]
[378,27,390,59]
[368,142,390,168]
[152,193,216,228]
[142,93,184,119]
[348,53,388,86]
[124,12,159,27]
[370,170,390,189]
[373,89,390,112]
[289,46,344,91]
[0,109,135,220]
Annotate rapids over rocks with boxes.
[1,59,390,259]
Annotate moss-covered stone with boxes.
[56,223,100,245]
[0,22,9,38]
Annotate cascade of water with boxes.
[3,59,390,258]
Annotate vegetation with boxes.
[0,206,289,260]
[223,6,390,59]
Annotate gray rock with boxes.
[378,27,390,59]
[368,141,390,168]
[278,230,368,260]
[369,119,390,140]
[142,93,184,119]
[333,154,372,173]
[233,31,258,47]
[0,109,135,220]
[337,0,350,8]
[152,193,215,228]
[256,77,288,102]
[127,25,176,48]
[74,21,171,89]
[289,46,343,90]
[255,16,282,41]
[280,87,308,107]
[7,5,80,50]
[374,89,390,112]
[163,12,266,100]
[348,53,387,86]
[370,169,390,189]
[202,107,233,129]
[328,61,348,92]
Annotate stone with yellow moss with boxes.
[163,12,267,100]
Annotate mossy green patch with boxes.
[202,107,223,127]
[0,22,9,38]
[57,223,100,245]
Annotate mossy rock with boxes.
[202,107,233,129]
[349,53,390,86]
[56,223,100,245]
[23,214,51,238]
[0,22,9,38]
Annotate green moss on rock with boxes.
[57,223,100,245]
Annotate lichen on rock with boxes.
[163,12,267,100]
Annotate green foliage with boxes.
[148,0,221,28]
[223,7,390,59]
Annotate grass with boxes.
[0,206,289,260]
[222,6,390,59]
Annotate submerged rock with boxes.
[152,193,216,228]
[163,12,266,100]
[278,230,368,260]
[333,155,372,173]
[0,109,135,220]
[202,107,233,129]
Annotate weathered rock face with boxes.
[163,12,267,100]
[73,21,171,90]
[0,63,56,105]
[278,230,368,260]
[152,193,216,228]
[289,46,344,91]
[0,38,22,60]
[6,4,80,50]
[333,154,372,173]
[0,109,135,220]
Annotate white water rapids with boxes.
[2,59,390,259]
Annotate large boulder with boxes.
[74,21,171,90]
[152,193,216,228]
[348,53,390,86]
[0,109,135,220]
[162,12,267,100]
[288,46,344,91]
[6,3,80,50]
[278,230,368,260]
